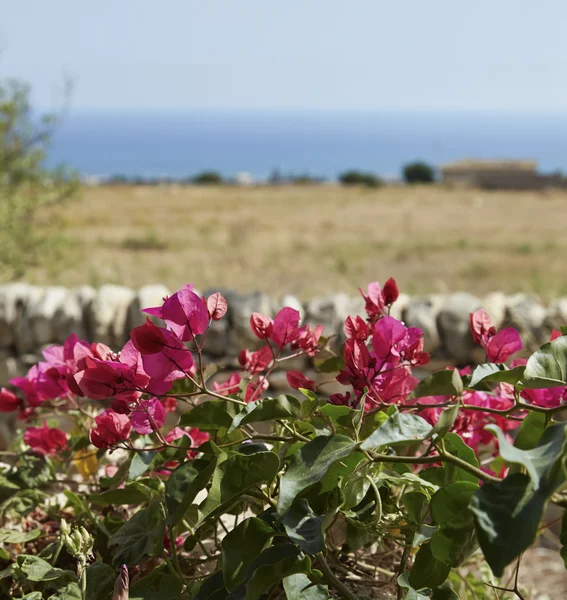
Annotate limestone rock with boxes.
[87,285,136,349]
[403,295,444,355]
[505,294,547,347]
[436,293,481,363]
[481,292,507,330]
[127,284,170,329]
[227,291,273,353]
[306,294,364,344]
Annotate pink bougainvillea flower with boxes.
[206,292,228,321]
[372,316,408,361]
[521,386,566,409]
[0,388,21,412]
[212,373,241,396]
[286,371,317,391]
[245,379,269,402]
[24,423,67,455]
[292,324,324,357]
[485,328,522,363]
[130,321,194,384]
[250,313,274,340]
[550,329,564,341]
[10,362,68,407]
[470,309,522,364]
[74,357,146,402]
[129,397,166,435]
[382,277,399,305]
[359,282,385,321]
[164,426,209,458]
[329,392,353,406]
[470,309,496,346]
[142,284,209,341]
[270,307,301,349]
[238,346,273,374]
[90,409,132,449]
[162,396,178,413]
[130,319,169,354]
[344,315,369,341]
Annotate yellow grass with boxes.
[26,184,567,298]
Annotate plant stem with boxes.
[316,552,359,600]
[369,450,499,484]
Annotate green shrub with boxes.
[0,79,78,280]
[339,170,382,188]
[192,171,224,185]
[403,161,436,184]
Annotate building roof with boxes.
[441,158,538,172]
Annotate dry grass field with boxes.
[28,184,567,298]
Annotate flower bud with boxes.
[60,519,70,536]
[80,526,93,554]
[72,530,83,554]
[113,564,129,600]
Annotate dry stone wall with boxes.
[0,283,565,386]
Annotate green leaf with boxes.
[443,433,480,484]
[20,594,43,600]
[344,482,382,530]
[0,474,22,502]
[283,573,329,600]
[89,487,148,506]
[315,354,344,374]
[408,543,451,589]
[86,562,116,600]
[199,451,280,522]
[430,482,479,529]
[221,517,274,590]
[432,584,459,600]
[524,334,567,387]
[360,412,432,450]
[402,492,427,524]
[359,410,388,440]
[0,528,41,543]
[229,395,301,432]
[484,422,567,490]
[319,403,363,432]
[244,544,312,600]
[179,399,239,430]
[109,502,166,566]
[47,578,82,600]
[166,456,218,526]
[413,524,437,547]
[128,451,158,480]
[282,498,325,555]
[410,369,463,399]
[469,363,525,388]
[430,527,477,567]
[12,453,53,488]
[129,566,183,600]
[514,410,547,451]
[470,472,547,577]
[560,509,567,568]
[277,435,357,515]
[397,571,430,600]
[429,404,459,439]
[16,555,67,582]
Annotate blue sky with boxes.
[2,0,566,112]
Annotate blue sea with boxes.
[47,110,567,181]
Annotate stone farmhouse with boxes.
[440,159,567,190]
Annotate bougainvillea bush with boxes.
[0,279,566,600]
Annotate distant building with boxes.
[440,159,565,190]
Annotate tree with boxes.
[403,161,436,184]
[338,170,382,188]
[192,170,223,185]
[0,79,78,279]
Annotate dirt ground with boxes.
[23,183,567,299]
